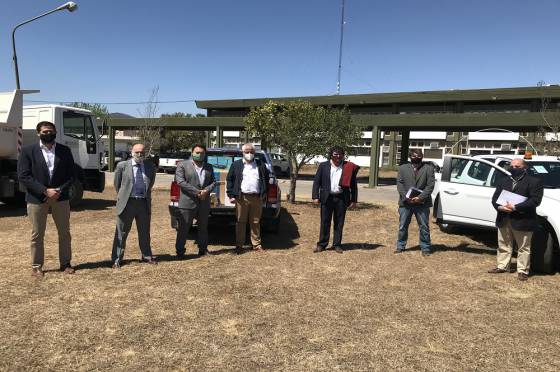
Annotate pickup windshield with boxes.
[526,162,560,188]
[206,152,266,170]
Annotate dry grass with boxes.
[1,189,560,371]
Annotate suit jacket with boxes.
[114,159,156,215]
[312,161,358,206]
[175,159,216,209]
[17,142,75,204]
[491,173,543,231]
[396,162,435,207]
[226,159,270,199]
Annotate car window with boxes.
[450,159,492,186]
[206,153,266,170]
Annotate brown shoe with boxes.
[314,245,325,253]
[334,246,343,254]
[488,267,507,274]
[254,246,265,253]
[31,267,44,279]
[518,272,529,281]
[61,266,75,274]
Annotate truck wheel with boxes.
[69,180,84,208]
[531,225,557,274]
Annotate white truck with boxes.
[0,90,105,206]
[432,154,560,274]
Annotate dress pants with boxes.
[175,207,209,255]
[27,198,71,268]
[235,194,263,248]
[317,194,347,248]
[112,198,153,262]
[497,218,532,274]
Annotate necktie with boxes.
[133,164,145,197]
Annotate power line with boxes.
[24,99,197,105]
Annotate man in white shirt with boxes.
[226,143,270,253]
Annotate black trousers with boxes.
[317,194,347,248]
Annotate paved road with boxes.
[104,172,399,204]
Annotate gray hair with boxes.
[242,143,255,152]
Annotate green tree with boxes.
[245,100,362,203]
[159,112,207,152]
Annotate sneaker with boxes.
[393,249,405,254]
[421,251,432,257]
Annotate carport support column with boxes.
[400,130,410,165]
[216,126,223,147]
[109,126,116,172]
[368,125,380,188]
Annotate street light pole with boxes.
[12,2,78,89]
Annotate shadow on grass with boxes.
[342,243,384,251]
[72,198,115,212]
[404,243,496,255]
[0,204,26,217]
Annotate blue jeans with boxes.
[397,205,431,252]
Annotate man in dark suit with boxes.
[395,149,435,256]
[226,143,270,253]
[312,146,358,254]
[111,143,157,268]
[17,121,76,278]
[488,158,543,281]
[175,144,216,258]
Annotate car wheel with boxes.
[531,225,557,274]
[69,180,84,208]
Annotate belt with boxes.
[241,192,259,196]
[130,196,146,199]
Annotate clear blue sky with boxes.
[1,0,559,116]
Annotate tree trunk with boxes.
[289,170,298,204]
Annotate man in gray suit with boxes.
[175,144,216,258]
[111,143,157,268]
[395,149,435,256]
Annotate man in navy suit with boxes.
[17,121,76,278]
[312,146,358,253]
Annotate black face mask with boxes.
[410,157,422,164]
[509,168,525,178]
[39,133,56,144]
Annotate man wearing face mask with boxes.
[111,143,157,268]
[226,143,270,253]
[395,149,435,256]
[17,121,76,278]
[312,146,358,254]
[174,144,216,258]
[489,158,543,281]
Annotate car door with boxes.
[438,155,506,228]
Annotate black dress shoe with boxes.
[313,245,325,253]
[198,249,209,256]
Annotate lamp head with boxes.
[57,2,78,12]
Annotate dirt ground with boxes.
[1,189,560,371]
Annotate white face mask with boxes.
[132,152,145,163]
[243,153,255,162]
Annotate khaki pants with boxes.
[497,218,532,274]
[27,199,72,269]
[235,194,262,248]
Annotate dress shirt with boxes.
[330,161,343,194]
[193,161,206,186]
[40,141,56,180]
[241,160,260,194]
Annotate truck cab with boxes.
[22,105,105,203]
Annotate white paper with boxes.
[496,190,527,206]
[532,165,548,174]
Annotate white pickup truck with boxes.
[158,152,190,173]
[432,154,560,273]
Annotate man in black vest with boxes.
[488,158,543,281]
[17,121,76,278]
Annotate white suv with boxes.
[432,154,560,273]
